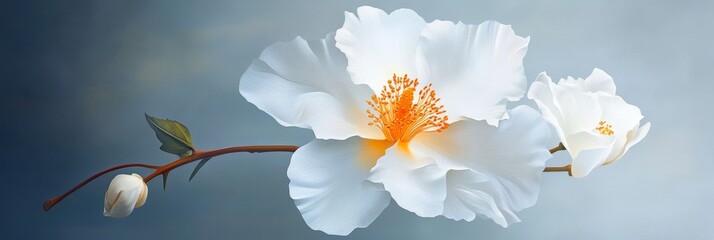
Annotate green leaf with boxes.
[145,113,195,157]
[189,158,211,182]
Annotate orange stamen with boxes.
[596,120,614,136]
[366,74,449,142]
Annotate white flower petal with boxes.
[629,122,651,148]
[566,131,618,177]
[130,174,148,208]
[560,68,616,94]
[239,33,382,140]
[417,20,530,125]
[603,134,628,166]
[552,84,602,136]
[335,6,426,92]
[596,93,643,135]
[570,146,613,178]
[288,137,392,235]
[410,106,552,226]
[565,131,616,160]
[367,144,447,218]
[442,170,519,227]
[528,72,566,141]
[584,68,617,94]
[604,122,651,165]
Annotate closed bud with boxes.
[103,173,148,218]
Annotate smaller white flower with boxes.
[528,68,651,177]
[104,173,148,218]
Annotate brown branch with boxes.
[44,143,571,212]
[43,145,299,212]
[143,145,298,182]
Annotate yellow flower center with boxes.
[366,74,449,142]
[596,120,614,136]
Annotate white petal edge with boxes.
[442,169,519,227]
[335,6,427,92]
[559,68,616,95]
[567,130,619,178]
[551,82,603,137]
[565,131,616,161]
[604,122,651,165]
[367,144,448,218]
[131,174,148,208]
[528,72,567,141]
[570,146,613,178]
[239,33,382,140]
[288,137,391,235]
[410,106,552,226]
[596,93,644,137]
[417,20,530,126]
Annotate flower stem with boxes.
[42,163,160,212]
[549,142,566,154]
[142,145,298,182]
[44,143,571,212]
[42,145,298,212]
[543,165,572,176]
[543,143,571,175]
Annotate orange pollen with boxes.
[366,74,449,142]
[596,120,614,136]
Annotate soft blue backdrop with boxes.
[2,0,712,239]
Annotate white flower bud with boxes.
[104,173,148,218]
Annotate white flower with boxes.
[104,173,148,218]
[527,69,651,177]
[240,6,552,235]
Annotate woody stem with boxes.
[43,145,298,212]
[44,143,569,212]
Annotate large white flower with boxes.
[240,6,552,235]
[527,69,651,177]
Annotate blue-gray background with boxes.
[2,0,712,239]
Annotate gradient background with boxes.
[3,0,712,239]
